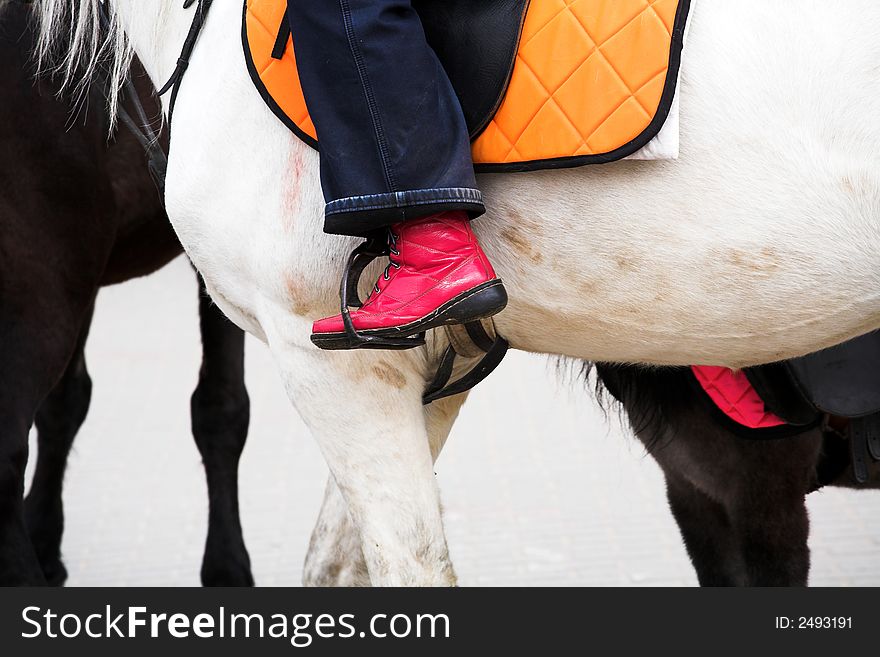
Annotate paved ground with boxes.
[25,257,880,586]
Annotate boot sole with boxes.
[311,279,508,351]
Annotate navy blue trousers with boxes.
[286,1,484,237]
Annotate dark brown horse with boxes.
[594,363,879,586]
[0,0,252,586]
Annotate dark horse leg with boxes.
[191,273,254,586]
[23,306,95,586]
[20,277,254,588]
[0,277,103,586]
[661,428,815,587]
[729,465,812,587]
[0,0,114,585]
[596,365,818,587]
[0,383,46,585]
[664,474,743,586]
[4,3,250,585]
[0,336,50,586]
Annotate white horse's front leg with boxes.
[303,394,467,586]
[269,324,455,586]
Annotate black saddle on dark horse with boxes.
[746,331,880,482]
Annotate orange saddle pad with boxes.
[242,0,690,172]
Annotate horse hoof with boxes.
[41,558,69,587]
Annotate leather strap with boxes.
[156,0,214,125]
[422,346,459,401]
[96,4,168,196]
[445,323,488,359]
[849,417,872,484]
[422,319,509,404]
[271,12,292,60]
[464,320,496,353]
[868,418,880,462]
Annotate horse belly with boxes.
[486,180,880,368]
[483,141,880,365]
[488,163,880,367]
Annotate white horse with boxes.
[36,0,880,585]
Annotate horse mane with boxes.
[34,1,133,123]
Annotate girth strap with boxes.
[850,417,874,484]
[870,425,880,462]
[845,414,880,484]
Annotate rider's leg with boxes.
[286,1,506,350]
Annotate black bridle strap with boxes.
[156,0,214,124]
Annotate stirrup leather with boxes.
[422,320,509,405]
[336,236,427,350]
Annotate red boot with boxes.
[311,211,507,350]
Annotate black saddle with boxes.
[746,331,880,482]
[413,0,530,136]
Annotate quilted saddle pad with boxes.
[691,366,787,430]
[242,0,690,172]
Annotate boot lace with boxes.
[369,230,401,298]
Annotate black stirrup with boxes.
[334,236,427,351]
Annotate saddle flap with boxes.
[786,331,880,418]
[413,0,530,136]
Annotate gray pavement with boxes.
[25,257,880,586]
